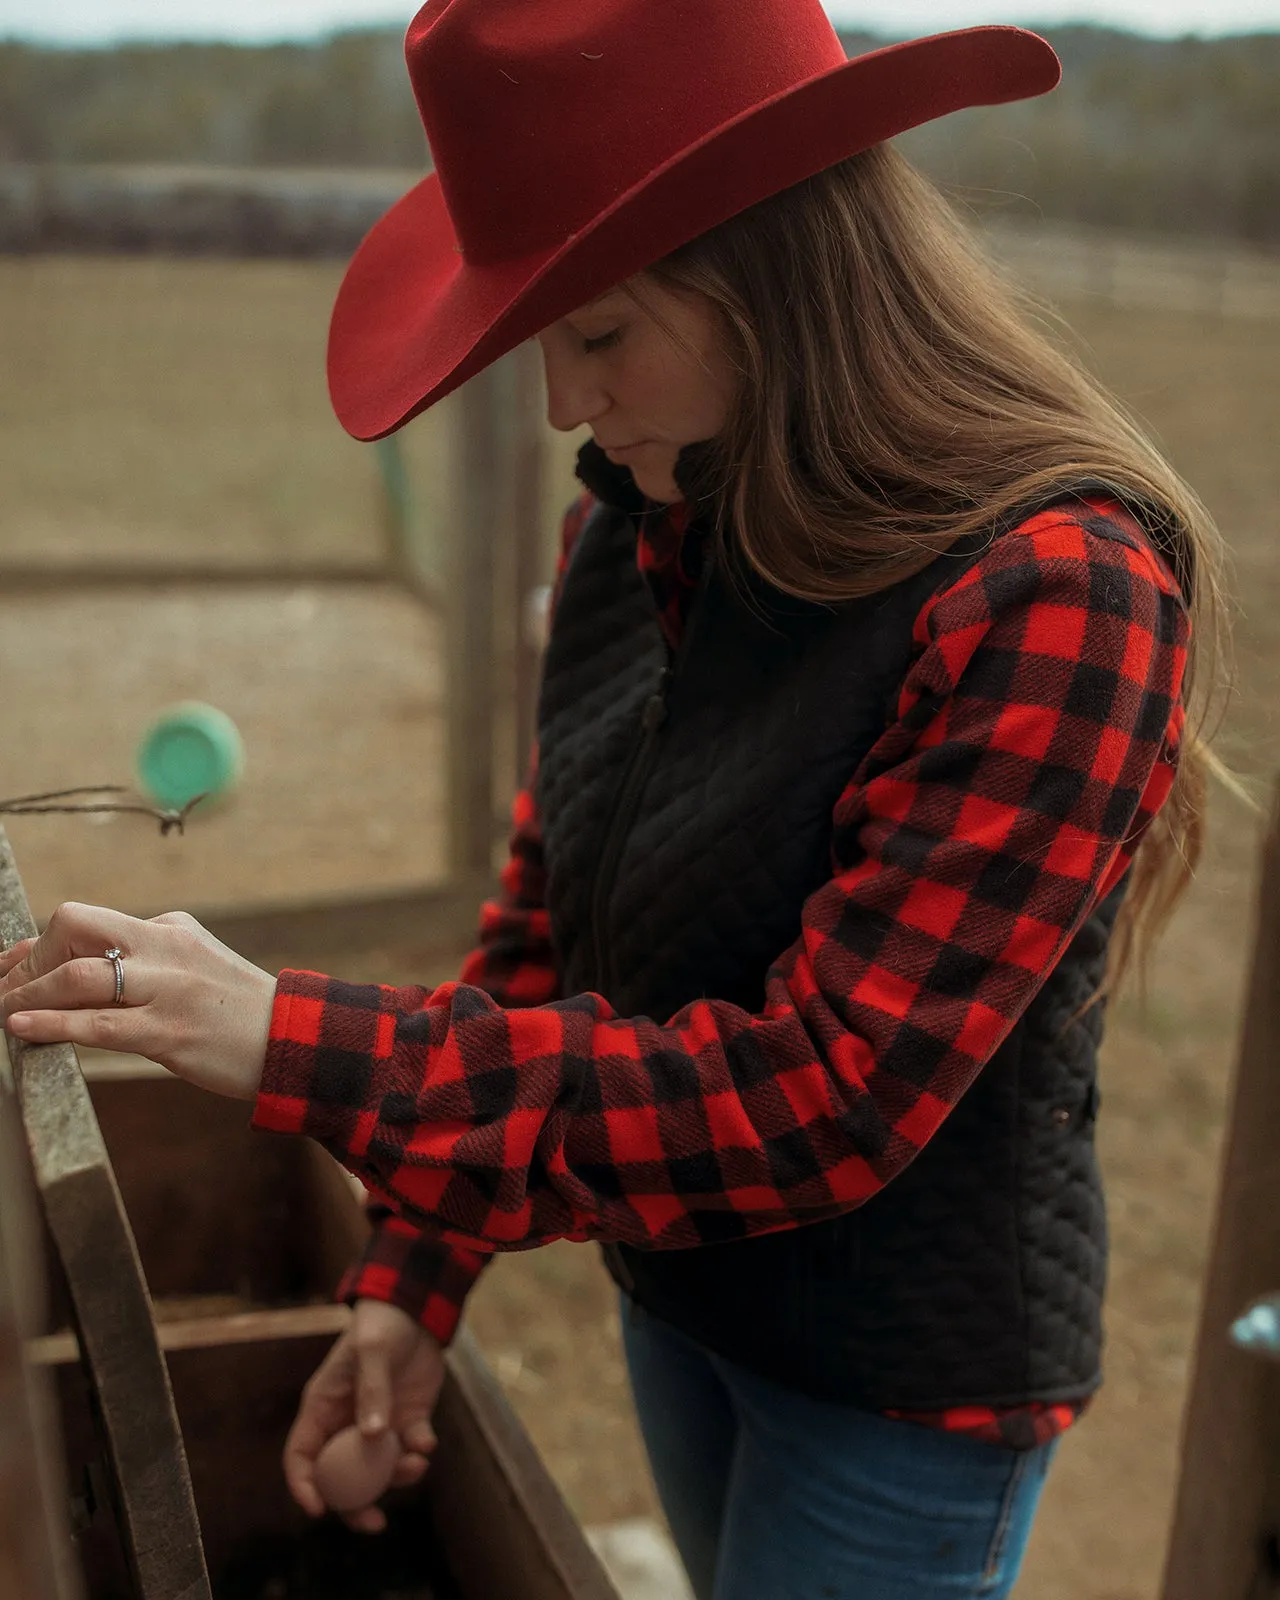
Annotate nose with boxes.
[537,332,611,434]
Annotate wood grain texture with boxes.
[512,340,547,796]
[1158,785,1280,1600]
[431,1331,620,1600]
[0,826,211,1600]
[27,1302,353,1368]
[197,876,493,976]
[449,364,506,879]
[0,1035,81,1600]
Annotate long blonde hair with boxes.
[638,142,1237,993]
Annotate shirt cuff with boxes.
[252,969,375,1139]
[336,1212,490,1347]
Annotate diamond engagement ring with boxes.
[105,947,125,1007]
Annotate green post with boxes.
[373,433,413,568]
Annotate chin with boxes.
[630,469,681,504]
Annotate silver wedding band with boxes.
[105,946,125,1007]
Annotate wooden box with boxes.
[26,1061,618,1600]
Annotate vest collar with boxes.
[575,438,649,513]
[574,438,718,525]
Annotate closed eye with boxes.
[583,329,622,354]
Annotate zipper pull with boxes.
[641,667,671,732]
[641,693,667,732]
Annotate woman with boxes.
[0,2,1228,1596]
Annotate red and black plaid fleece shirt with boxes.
[254,486,1189,1451]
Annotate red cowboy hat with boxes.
[327,0,1060,441]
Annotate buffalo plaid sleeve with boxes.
[334,744,551,1343]
[337,1207,490,1345]
[340,752,553,1342]
[254,500,1189,1254]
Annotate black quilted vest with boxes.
[535,453,1123,1410]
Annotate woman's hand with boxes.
[285,1298,445,1533]
[0,901,276,1101]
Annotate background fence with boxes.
[987,217,1280,320]
[4,162,1278,318]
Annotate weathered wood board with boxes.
[1159,787,1280,1599]
[0,826,211,1600]
[0,1026,82,1600]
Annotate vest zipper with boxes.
[588,550,714,999]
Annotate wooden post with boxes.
[512,342,547,796]
[0,1047,81,1600]
[373,433,414,573]
[1159,782,1280,1600]
[449,364,504,877]
[448,355,540,879]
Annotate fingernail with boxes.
[6,1014,30,1034]
[361,1413,384,1434]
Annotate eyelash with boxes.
[582,329,622,354]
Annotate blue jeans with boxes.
[621,1299,1058,1600]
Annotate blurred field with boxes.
[0,256,580,915]
[2,254,1279,1597]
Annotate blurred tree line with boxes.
[0,24,1276,244]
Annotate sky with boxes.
[1,0,1276,44]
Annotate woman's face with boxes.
[535,278,735,503]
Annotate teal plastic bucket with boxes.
[136,702,245,811]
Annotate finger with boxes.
[354,1345,393,1437]
[342,1506,387,1536]
[283,1351,360,1513]
[283,1420,332,1519]
[5,1008,142,1052]
[399,1419,437,1457]
[285,1462,327,1520]
[2,956,135,1019]
[389,1452,428,1488]
[0,939,36,980]
[0,903,140,992]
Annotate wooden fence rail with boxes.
[987,219,1280,322]
[4,163,1278,320]
[1159,781,1280,1600]
[0,164,415,258]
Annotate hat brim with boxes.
[328,25,1059,440]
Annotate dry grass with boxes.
[1,258,1278,1596]
[0,257,382,570]
[0,256,583,574]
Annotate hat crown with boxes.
[406,0,848,264]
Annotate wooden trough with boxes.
[0,826,619,1600]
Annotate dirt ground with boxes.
[2,257,1279,1597]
